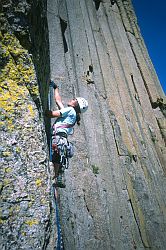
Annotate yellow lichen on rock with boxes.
[2,151,11,157]
[5,168,12,173]
[35,179,42,187]
[0,32,39,130]
[25,219,39,227]
[27,104,35,118]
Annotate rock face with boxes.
[0,0,165,249]
[0,1,55,249]
[48,0,166,249]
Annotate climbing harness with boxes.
[52,123,74,169]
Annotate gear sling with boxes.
[51,123,74,169]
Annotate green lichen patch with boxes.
[91,164,99,175]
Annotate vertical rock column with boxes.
[47,0,166,250]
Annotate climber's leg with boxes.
[52,152,66,188]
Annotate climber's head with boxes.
[68,97,88,113]
[76,97,88,113]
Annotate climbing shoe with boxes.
[56,173,66,188]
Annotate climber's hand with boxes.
[45,110,53,117]
[45,110,61,118]
[50,80,58,89]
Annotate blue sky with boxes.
[132,0,166,94]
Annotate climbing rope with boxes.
[48,83,64,250]
[48,83,53,162]
[53,184,64,250]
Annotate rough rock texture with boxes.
[0,1,55,249]
[1,0,166,250]
[48,0,166,249]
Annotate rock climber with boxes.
[46,80,88,188]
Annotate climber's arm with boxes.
[50,80,64,109]
[45,110,62,118]
[54,88,64,109]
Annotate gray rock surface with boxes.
[48,0,166,249]
[0,0,165,249]
[0,0,55,249]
